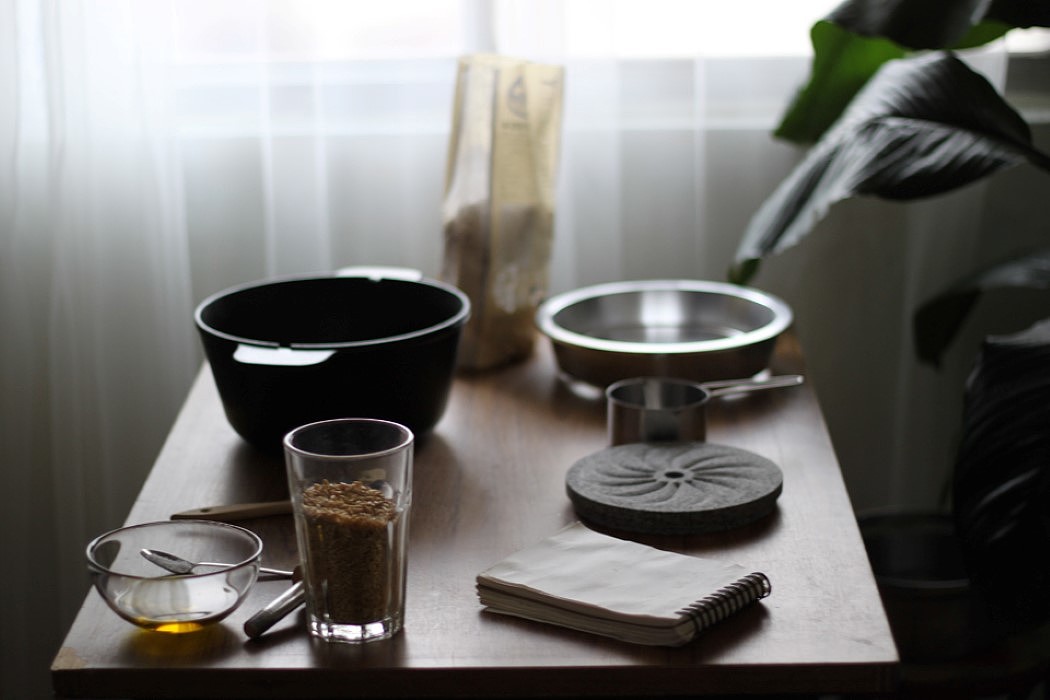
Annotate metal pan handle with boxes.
[336,266,423,282]
[232,345,335,367]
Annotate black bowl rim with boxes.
[194,271,471,350]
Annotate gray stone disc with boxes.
[566,442,783,535]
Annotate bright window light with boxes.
[556,0,839,58]
[172,0,470,62]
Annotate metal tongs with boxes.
[167,500,305,638]
[243,577,306,639]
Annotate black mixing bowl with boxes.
[194,269,470,453]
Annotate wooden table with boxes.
[52,332,899,698]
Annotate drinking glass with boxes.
[284,418,413,643]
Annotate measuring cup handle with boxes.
[703,374,804,397]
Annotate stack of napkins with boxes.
[476,522,771,646]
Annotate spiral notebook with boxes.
[476,522,771,646]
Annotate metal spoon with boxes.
[140,548,294,578]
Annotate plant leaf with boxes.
[914,249,1050,365]
[952,20,1010,49]
[953,318,1050,634]
[774,21,904,144]
[730,54,1050,285]
[986,0,1050,29]
[827,0,999,50]
[775,0,1050,145]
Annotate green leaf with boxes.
[775,21,905,144]
[731,54,1050,286]
[776,0,1050,145]
[914,249,1050,365]
[952,20,1010,49]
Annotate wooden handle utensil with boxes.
[170,500,292,522]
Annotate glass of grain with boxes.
[284,418,413,644]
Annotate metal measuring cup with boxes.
[605,374,803,445]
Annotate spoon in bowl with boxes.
[140,548,294,578]
[142,548,305,638]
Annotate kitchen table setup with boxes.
[52,270,899,699]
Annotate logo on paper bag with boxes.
[507,76,527,120]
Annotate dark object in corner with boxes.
[953,318,1050,633]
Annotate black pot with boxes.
[195,268,470,453]
[859,510,1003,662]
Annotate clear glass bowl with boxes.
[86,520,262,633]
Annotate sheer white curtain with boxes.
[3,3,200,695]
[6,1,1046,697]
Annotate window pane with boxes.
[173,0,469,62]
[497,0,839,59]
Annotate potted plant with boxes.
[729,0,1050,671]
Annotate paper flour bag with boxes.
[441,54,564,370]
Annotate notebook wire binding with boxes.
[678,571,772,635]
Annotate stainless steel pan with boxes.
[535,279,793,387]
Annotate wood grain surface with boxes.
[52,332,899,698]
